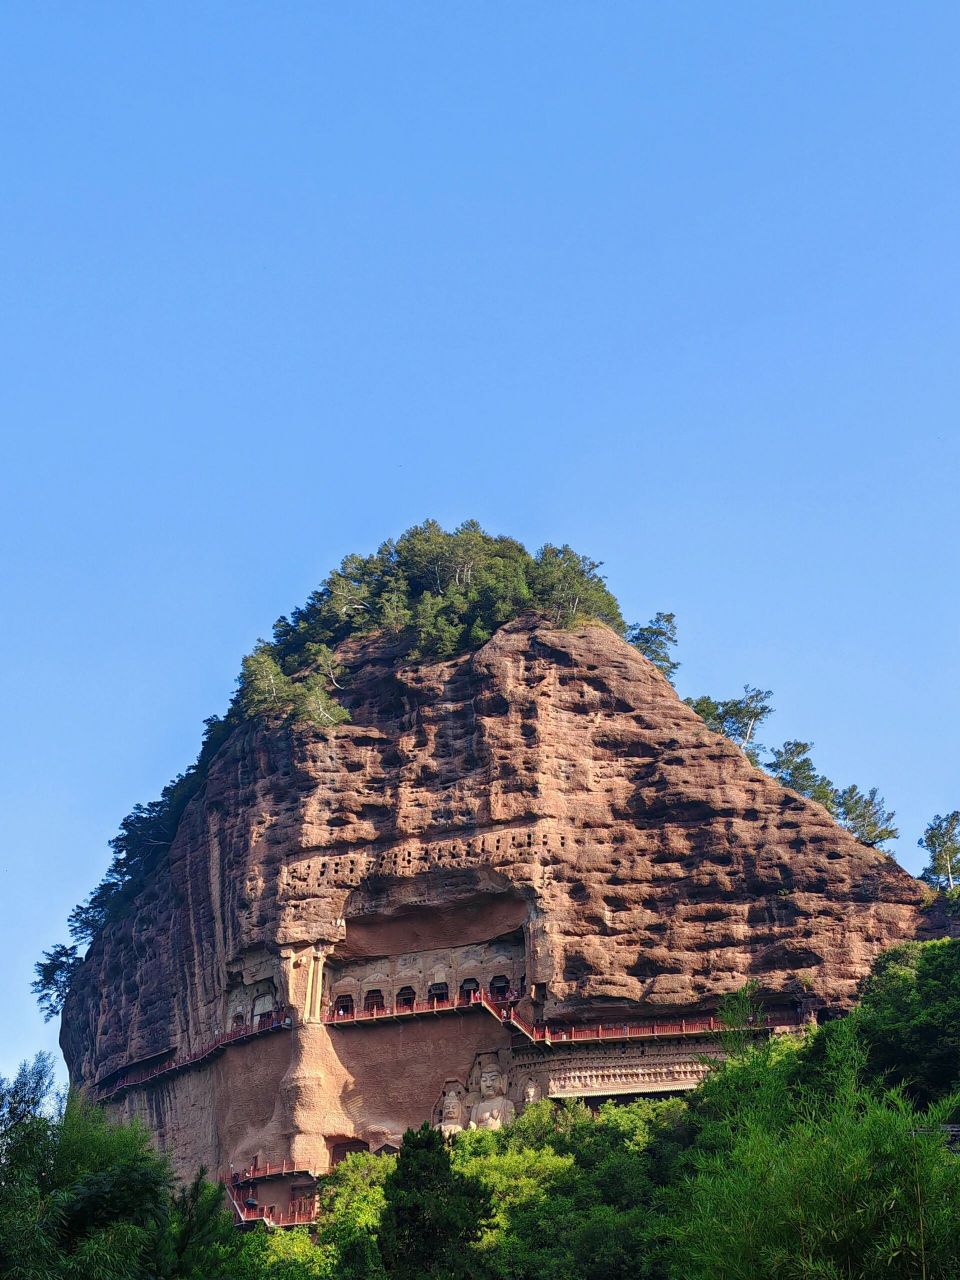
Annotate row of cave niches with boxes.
[331,974,518,1018]
[301,829,571,885]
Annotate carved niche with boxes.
[465,1052,515,1131]
[431,1079,468,1139]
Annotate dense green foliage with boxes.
[0,1055,239,1280]
[854,937,960,1106]
[378,1124,490,1279]
[662,1022,960,1279]
[269,520,624,664]
[16,939,960,1277]
[449,1096,674,1280]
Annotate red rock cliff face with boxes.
[61,618,927,1178]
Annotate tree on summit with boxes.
[530,544,624,631]
[237,642,348,728]
[766,740,838,813]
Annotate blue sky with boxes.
[1,4,958,1079]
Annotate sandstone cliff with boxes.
[61,617,927,1179]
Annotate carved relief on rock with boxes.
[466,1053,516,1131]
[60,618,929,1184]
[223,970,280,1032]
[510,1038,724,1099]
[432,1079,467,1139]
[518,1076,542,1108]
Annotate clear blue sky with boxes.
[2,5,958,1080]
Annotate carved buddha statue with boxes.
[439,1090,464,1138]
[521,1077,542,1107]
[468,1067,516,1131]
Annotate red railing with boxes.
[225,1156,313,1184]
[223,1181,317,1227]
[324,991,492,1024]
[514,1013,803,1044]
[325,993,803,1044]
[95,1011,294,1101]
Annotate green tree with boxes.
[0,1088,172,1280]
[289,674,350,728]
[836,783,898,849]
[627,612,679,682]
[449,1097,669,1279]
[765,740,838,813]
[0,1068,245,1280]
[314,1150,390,1276]
[234,1226,336,1280]
[662,1020,960,1280]
[919,811,960,891]
[238,642,349,728]
[271,520,621,664]
[238,644,294,717]
[531,544,623,631]
[32,945,81,1022]
[378,1123,491,1280]
[153,1170,239,1280]
[715,979,766,1059]
[855,938,960,1105]
[686,686,773,763]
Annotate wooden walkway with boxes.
[223,1180,317,1228]
[95,1012,294,1101]
[324,991,803,1044]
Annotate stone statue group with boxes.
[434,1054,542,1136]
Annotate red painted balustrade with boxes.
[223,1182,317,1227]
[95,1011,294,1101]
[224,1156,313,1184]
[325,991,491,1023]
[325,993,803,1042]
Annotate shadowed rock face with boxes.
[61,617,927,1178]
